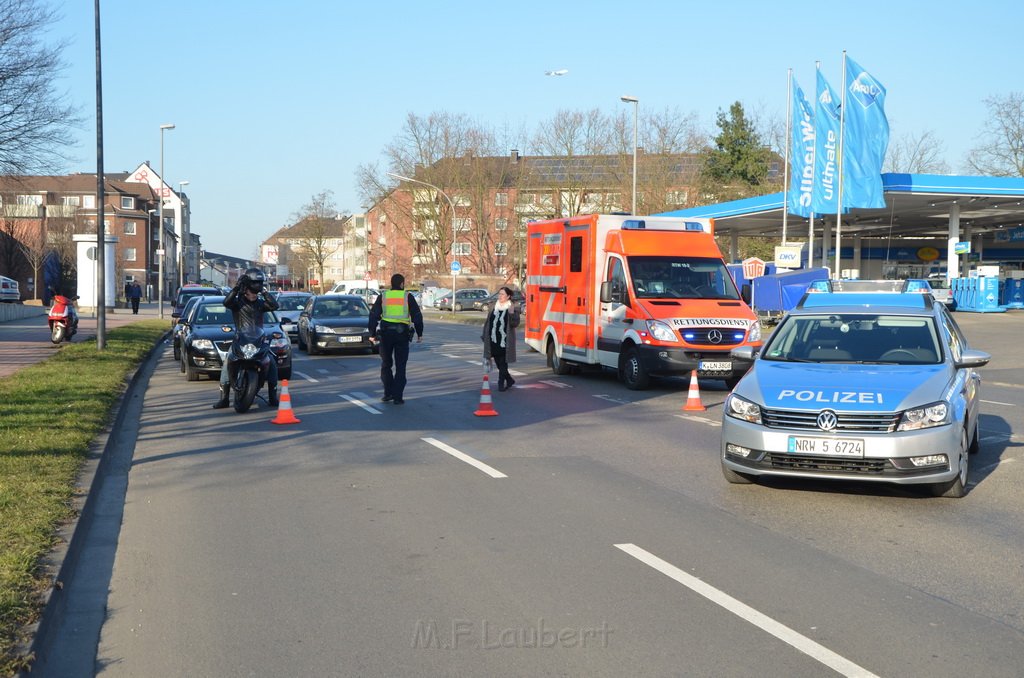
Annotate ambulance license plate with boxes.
[787,436,865,457]
[699,360,731,372]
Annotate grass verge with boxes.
[0,320,166,675]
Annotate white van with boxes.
[330,279,380,295]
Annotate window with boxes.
[16,194,42,206]
[124,247,137,262]
[83,195,96,209]
[61,196,80,206]
[570,236,583,273]
[123,221,137,235]
[495,218,508,231]
[455,217,472,231]
[666,190,688,206]
[453,243,471,256]
[121,196,135,209]
[495,243,508,256]
[495,192,508,206]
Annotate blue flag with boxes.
[811,69,842,215]
[788,78,815,218]
[842,55,888,209]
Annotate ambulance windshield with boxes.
[628,257,741,301]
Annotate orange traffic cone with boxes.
[473,374,499,417]
[682,370,706,412]
[271,379,301,425]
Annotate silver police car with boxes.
[721,288,990,497]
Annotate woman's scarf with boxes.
[490,300,512,347]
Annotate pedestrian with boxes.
[128,281,142,314]
[482,286,520,391]
[368,273,423,405]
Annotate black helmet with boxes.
[243,267,265,292]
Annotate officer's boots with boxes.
[212,384,230,409]
[268,385,279,407]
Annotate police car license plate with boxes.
[699,360,731,372]
[337,336,362,343]
[787,436,865,457]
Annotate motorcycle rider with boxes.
[212,268,280,409]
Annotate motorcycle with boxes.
[224,328,273,413]
[48,295,79,344]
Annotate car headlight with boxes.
[314,325,336,333]
[270,336,289,350]
[725,393,762,424]
[748,321,761,343]
[646,320,678,342]
[193,338,214,350]
[897,401,950,431]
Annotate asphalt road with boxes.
[24,309,1024,677]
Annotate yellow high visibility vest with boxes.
[381,290,411,325]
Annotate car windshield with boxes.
[312,298,370,318]
[628,257,741,300]
[277,295,310,311]
[762,313,942,364]
[195,303,278,326]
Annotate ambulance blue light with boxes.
[622,219,646,229]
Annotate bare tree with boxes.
[289,190,344,293]
[966,92,1024,176]
[885,129,950,173]
[14,219,46,299]
[0,0,81,174]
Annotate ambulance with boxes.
[524,214,762,390]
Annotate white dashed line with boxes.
[421,437,508,478]
[291,370,319,383]
[339,393,382,414]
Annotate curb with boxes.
[16,332,170,676]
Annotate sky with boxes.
[47,0,1024,258]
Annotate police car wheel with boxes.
[930,428,969,498]
[722,462,753,484]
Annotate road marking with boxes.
[614,544,880,678]
[292,370,320,383]
[594,394,631,404]
[985,380,1024,390]
[980,399,1014,407]
[974,457,1016,474]
[539,380,572,388]
[442,353,462,359]
[675,414,721,427]
[421,437,507,478]
[339,393,382,414]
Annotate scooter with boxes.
[48,295,79,344]
[224,328,273,413]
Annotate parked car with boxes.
[172,284,222,326]
[437,288,489,312]
[924,277,956,309]
[180,297,291,382]
[475,289,525,314]
[172,295,207,362]
[0,275,20,303]
[721,285,990,498]
[297,294,375,355]
[271,291,313,343]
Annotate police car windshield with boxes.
[762,313,942,365]
[628,257,740,300]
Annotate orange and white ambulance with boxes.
[524,214,762,389]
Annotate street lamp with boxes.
[387,172,458,314]
[620,95,638,214]
[158,122,175,319]
[177,180,189,288]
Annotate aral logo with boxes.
[850,72,881,108]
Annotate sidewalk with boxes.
[0,301,166,380]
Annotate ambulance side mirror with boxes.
[600,280,624,305]
[741,284,752,304]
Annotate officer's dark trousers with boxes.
[379,325,411,399]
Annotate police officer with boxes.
[213,268,280,409]
[368,273,423,404]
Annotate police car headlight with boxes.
[646,320,678,342]
[726,393,762,424]
[748,322,762,343]
[193,339,214,350]
[314,325,336,333]
[897,401,950,431]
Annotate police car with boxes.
[720,282,990,498]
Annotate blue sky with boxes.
[50,0,1024,257]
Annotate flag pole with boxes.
[782,68,792,247]
[835,50,848,279]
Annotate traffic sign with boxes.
[451,261,461,274]
[364,272,372,281]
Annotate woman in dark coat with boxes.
[482,286,521,391]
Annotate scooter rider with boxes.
[212,268,280,409]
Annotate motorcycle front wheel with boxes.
[233,367,259,413]
[51,323,65,344]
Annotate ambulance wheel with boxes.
[722,462,753,484]
[547,341,570,375]
[621,347,650,390]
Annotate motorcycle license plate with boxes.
[787,436,865,457]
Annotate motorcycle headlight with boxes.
[193,339,214,350]
[748,321,762,343]
[241,343,260,359]
[314,325,335,334]
[726,393,762,424]
[897,401,950,431]
[646,320,678,343]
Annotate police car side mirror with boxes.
[956,349,991,369]
[730,345,758,361]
